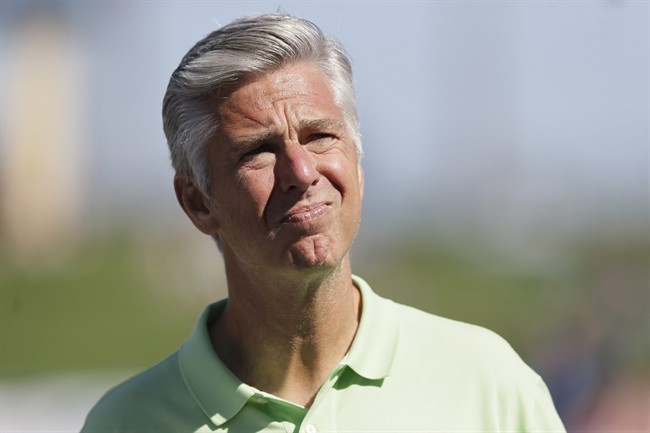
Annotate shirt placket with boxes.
[297,362,348,433]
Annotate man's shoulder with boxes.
[396,301,509,345]
[360,278,529,375]
[360,290,565,432]
[391,299,538,379]
[81,352,195,432]
[390,300,557,413]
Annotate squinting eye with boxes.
[309,133,334,142]
[243,144,272,158]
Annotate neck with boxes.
[209,257,361,407]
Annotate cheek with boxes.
[211,170,269,218]
[321,157,361,199]
[236,170,276,213]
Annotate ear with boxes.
[174,176,220,235]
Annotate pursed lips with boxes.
[281,202,331,224]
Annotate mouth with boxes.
[282,202,331,224]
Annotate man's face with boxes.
[204,62,363,277]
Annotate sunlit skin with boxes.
[174,62,364,406]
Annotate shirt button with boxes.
[251,394,266,404]
[306,424,317,433]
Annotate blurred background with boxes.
[1,1,647,431]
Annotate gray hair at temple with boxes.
[162,13,362,197]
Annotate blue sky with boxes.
[1,1,647,246]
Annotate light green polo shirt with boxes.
[82,275,566,432]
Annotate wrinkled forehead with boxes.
[235,66,335,103]
[213,62,331,102]
[213,63,346,129]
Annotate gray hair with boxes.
[162,13,362,197]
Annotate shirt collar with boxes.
[345,275,399,380]
[178,274,399,427]
[179,300,254,428]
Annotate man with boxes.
[82,14,565,433]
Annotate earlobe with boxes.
[174,176,220,235]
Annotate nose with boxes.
[275,143,319,193]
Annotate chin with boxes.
[286,234,341,269]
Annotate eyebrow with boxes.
[299,118,346,133]
[230,130,278,151]
[229,119,346,152]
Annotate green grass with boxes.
[1,233,197,377]
[1,229,647,380]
